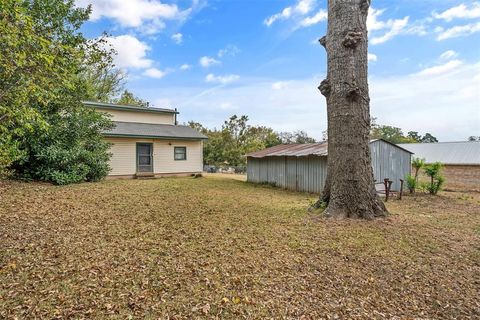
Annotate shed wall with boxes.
[247,140,411,193]
[369,140,411,190]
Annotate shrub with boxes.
[411,157,425,183]
[406,174,416,193]
[424,162,445,195]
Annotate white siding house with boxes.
[84,101,207,178]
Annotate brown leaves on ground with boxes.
[1,177,479,319]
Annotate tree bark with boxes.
[315,0,387,219]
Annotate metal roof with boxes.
[247,139,412,158]
[397,141,480,165]
[247,142,329,158]
[83,101,178,114]
[103,121,208,140]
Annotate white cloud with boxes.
[205,73,240,84]
[143,67,167,79]
[367,8,424,45]
[199,56,220,68]
[171,32,183,44]
[135,61,480,142]
[272,81,288,90]
[299,9,327,27]
[436,21,480,40]
[75,0,191,33]
[264,0,316,26]
[368,53,378,62]
[433,2,480,21]
[180,64,191,70]
[218,45,240,58]
[103,35,152,69]
[371,16,410,44]
[439,50,458,61]
[416,60,463,76]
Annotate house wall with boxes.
[101,109,175,125]
[106,137,203,176]
[247,140,411,193]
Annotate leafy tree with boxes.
[407,131,422,142]
[370,125,415,144]
[1,0,114,183]
[279,131,317,144]
[115,90,148,107]
[468,136,480,141]
[420,133,438,143]
[80,39,126,102]
[408,157,425,193]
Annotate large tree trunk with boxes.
[316,0,387,219]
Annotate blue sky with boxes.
[76,0,480,141]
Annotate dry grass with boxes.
[1,177,479,319]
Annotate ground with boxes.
[1,176,479,319]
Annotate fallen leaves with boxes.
[0,178,479,319]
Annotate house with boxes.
[84,101,207,178]
[397,141,480,190]
[246,139,412,194]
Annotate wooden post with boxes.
[399,179,404,200]
[384,178,389,202]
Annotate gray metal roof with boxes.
[247,139,410,158]
[83,101,178,114]
[397,141,480,165]
[104,121,208,140]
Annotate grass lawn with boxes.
[1,176,479,319]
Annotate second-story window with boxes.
[174,147,187,160]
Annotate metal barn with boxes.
[247,139,412,193]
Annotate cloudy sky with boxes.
[76,0,480,141]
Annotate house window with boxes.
[174,146,187,160]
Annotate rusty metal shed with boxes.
[246,139,412,193]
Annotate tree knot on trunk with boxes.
[342,31,363,48]
[344,81,361,101]
[318,79,331,97]
[319,36,327,48]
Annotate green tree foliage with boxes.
[188,115,316,166]
[115,90,148,107]
[279,131,317,144]
[407,157,426,193]
[370,119,438,144]
[1,0,114,183]
[80,39,126,102]
[423,162,445,195]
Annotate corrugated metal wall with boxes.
[247,140,411,193]
[369,140,411,191]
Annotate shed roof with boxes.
[397,141,480,165]
[103,121,208,140]
[83,100,178,114]
[247,139,411,158]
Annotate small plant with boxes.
[406,174,416,193]
[424,162,445,195]
[412,157,425,182]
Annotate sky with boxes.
[75,0,480,142]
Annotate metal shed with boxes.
[247,139,412,193]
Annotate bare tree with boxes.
[315,0,387,219]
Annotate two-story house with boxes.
[85,101,207,178]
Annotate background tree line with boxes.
[188,115,316,166]
[0,0,143,184]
